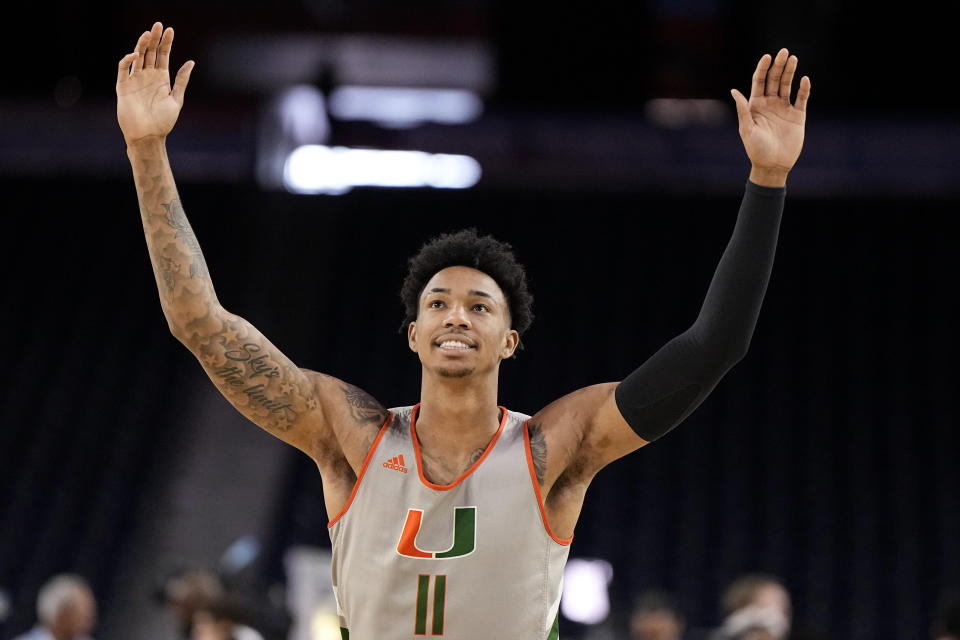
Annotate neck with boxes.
[417,367,501,451]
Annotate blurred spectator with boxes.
[158,568,225,639]
[190,597,263,640]
[712,574,791,640]
[933,588,960,640]
[157,568,283,640]
[630,589,685,640]
[12,574,96,640]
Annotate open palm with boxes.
[116,22,195,144]
[731,48,811,174]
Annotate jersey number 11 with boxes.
[415,574,446,635]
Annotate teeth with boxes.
[439,340,470,349]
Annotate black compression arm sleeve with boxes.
[614,180,785,442]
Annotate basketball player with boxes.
[117,21,810,639]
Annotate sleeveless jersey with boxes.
[328,405,572,639]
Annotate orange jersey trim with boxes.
[523,419,574,546]
[410,403,509,491]
[327,412,394,528]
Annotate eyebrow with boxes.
[426,287,495,300]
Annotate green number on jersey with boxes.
[415,574,447,635]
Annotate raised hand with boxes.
[730,48,811,186]
[116,22,195,144]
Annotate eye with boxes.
[472,303,489,312]
[428,300,445,309]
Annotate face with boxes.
[191,611,235,640]
[53,588,97,639]
[408,266,518,378]
[752,584,791,622]
[738,584,791,640]
[630,611,683,640]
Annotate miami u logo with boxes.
[397,507,476,559]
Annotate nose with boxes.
[444,303,471,328]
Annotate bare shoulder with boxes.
[527,383,617,489]
[303,369,390,473]
[529,381,646,488]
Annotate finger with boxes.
[117,52,138,84]
[134,31,150,72]
[750,54,771,101]
[171,60,195,105]
[794,75,811,113]
[157,27,174,71]
[144,22,163,69]
[730,88,753,132]
[779,54,798,101]
[765,48,788,96]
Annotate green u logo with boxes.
[397,507,476,559]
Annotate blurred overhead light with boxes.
[329,86,483,128]
[645,98,727,128]
[283,145,482,194]
[560,558,613,625]
[256,85,331,190]
[275,85,331,144]
[208,35,495,94]
[219,535,261,574]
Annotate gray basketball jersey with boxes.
[328,405,572,639]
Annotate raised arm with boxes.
[116,23,386,482]
[528,49,810,538]
[606,48,810,445]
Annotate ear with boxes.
[500,329,519,359]
[407,321,418,352]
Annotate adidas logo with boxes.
[383,454,408,473]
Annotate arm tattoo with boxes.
[206,336,298,430]
[131,146,322,440]
[195,319,319,435]
[162,198,209,279]
[527,421,548,485]
[341,384,388,426]
[132,150,216,334]
[158,256,178,294]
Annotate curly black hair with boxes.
[400,229,534,342]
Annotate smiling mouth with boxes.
[436,340,474,351]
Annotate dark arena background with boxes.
[1,2,957,639]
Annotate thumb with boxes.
[171,60,195,105]
[730,88,752,130]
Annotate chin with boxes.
[437,366,476,378]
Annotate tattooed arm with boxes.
[117,23,386,488]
